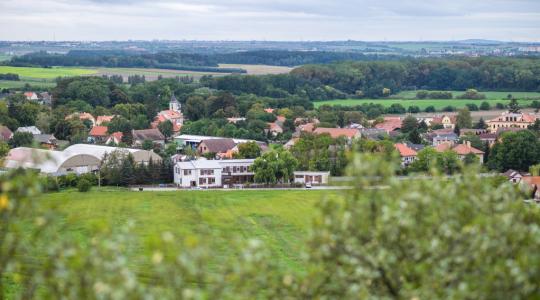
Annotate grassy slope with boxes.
[39,188,339,272]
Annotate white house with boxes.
[174,160,222,188]
[293,171,330,185]
[174,159,256,188]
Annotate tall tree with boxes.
[456,108,472,129]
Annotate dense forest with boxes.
[4,50,398,69]
[203,57,540,99]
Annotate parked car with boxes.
[305,183,312,189]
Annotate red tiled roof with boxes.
[109,131,123,142]
[521,176,540,188]
[435,143,452,152]
[268,122,283,132]
[159,110,183,119]
[313,127,359,139]
[96,115,115,125]
[452,144,484,155]
[89,126,108,137]
[264,108,275,113]
[394,143,417,157]
[276,115,286,123]
[374,117,402,133]
[522,113,537,123]
[24,92,35,98]
[300,123,316,132]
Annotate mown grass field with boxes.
[314,90,540,110]
[37,188,340,273]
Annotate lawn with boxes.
[0,66,97,79]
[36,188,339,273]
[314,90,540,110]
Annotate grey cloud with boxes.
[0,0,539,41]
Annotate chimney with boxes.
[465,141,471,148]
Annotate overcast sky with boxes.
[1,0,539,41]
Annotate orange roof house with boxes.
[89,126,109,143]
[374,117,402,133]
[486,112,537,133]
[313,128,361,140]
[66,112,96,126]
[435,141,484,163]
[394,143,417,167]
[106,131,124,145]
[96,115,115,126]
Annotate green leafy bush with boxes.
[77,178,92,192]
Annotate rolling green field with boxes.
[314,90,540,110]
[0,66,97,79]
[0,66,97,89]
[37,188,339,273]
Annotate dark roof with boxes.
[132,129,165,141]
[406,143,425,151]
[479,133,497,140]
[0,126,13,141]
[198,138,236,153]
[33,134,57,144]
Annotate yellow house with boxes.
[432,115,456,129]
[486,112,537,133]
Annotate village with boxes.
[3,91,540,196]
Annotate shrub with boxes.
[424,106,436,113]
[77,178,92,192]
[442,105,455,112]
[466,103,479,111]
[457,89,486,100]
[480,101,491,110]
[428,91,453,99]
[407,106,420,113]
[496,102,506,109]
[416,90,429,99]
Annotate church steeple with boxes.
[169,94,180,112]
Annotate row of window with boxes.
[174,168,214,176]
[222,166,250,173]
[199,177,216,185]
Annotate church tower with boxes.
[169,94,180,112]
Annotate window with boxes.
[199,178,206,185]
[183,169,191,176]
[201,169,214,175]
[208,177,215,184]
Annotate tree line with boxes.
[202,57,540,100]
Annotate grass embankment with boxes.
[314,90,540,110]
[38,188,339,273]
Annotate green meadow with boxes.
[314,90,540,110]
[36,188,340,273]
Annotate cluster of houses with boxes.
[75,96,184,147]
[3,95,540,190]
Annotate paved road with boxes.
[130,186,351,192]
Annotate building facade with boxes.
[486,112,537,133]
[174,159,255,188]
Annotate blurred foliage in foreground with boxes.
[1,155,540,299]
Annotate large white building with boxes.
[174,159,255,188]
[4,144,161,175]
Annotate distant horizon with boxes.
[2,39,539,44]
[1,0,538,42]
